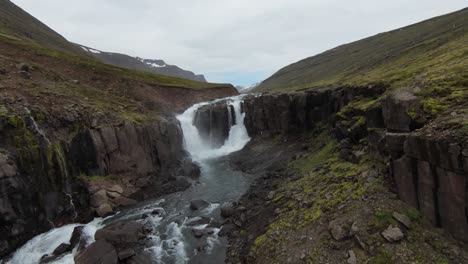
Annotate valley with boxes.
[0,1,467,264]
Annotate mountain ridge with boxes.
[77,43,207,82]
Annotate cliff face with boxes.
[238,87,467,242]
[0,107,203,257]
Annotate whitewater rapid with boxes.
[6,95,251,264]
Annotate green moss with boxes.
[368,249,395,264]
[0,105,7,116]
[78,173,116,181]
[405,208,421,221]
[421,98,448,116]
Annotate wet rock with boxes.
[141,214,150,219]
[381,225,404,243]
[151,209,163,215]
[220,202,235,218]
[329,221,348,241]
[95,221,145,245]
[75,240,118,264]
[70,226,84,249]
[190,199,210,211]
[53,243,72,255]
[117,248,135,260]
[392,212,411,229]
[95,204,113,217]
[187,217,211,226]
[192,229,205,238]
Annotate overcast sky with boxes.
[11,0,467,85]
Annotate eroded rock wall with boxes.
[241,87,467,241]
[0,112,197,257]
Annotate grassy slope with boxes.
[0,0,227,90]
[255,8,468,95]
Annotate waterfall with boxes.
[24,107,51,145]
[176,95,251,162]
[8,95,252,264]
[7,218,106,264]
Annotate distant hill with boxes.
[255,8,468,93]
[77,44,207,82]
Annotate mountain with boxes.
[235,82,260,93]
[255,8,468,93]
[0,0,237,257]
[77,44,207,82]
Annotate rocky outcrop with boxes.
[193,102,234,147]
[0,109,199,258]
[240,86,467,242]
[243,86,385,136]
[75,221,151,264]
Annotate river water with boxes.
[7,95,251,264]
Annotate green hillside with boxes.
[255,8,468,96]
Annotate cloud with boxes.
[11,0,467,85]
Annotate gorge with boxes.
[0,1,467,263]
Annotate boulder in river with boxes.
[190,199,210,210]
[74,240,118,264]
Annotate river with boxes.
[7,95,251,264]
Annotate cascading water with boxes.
[177,95,250,162]
[6,95,251,264]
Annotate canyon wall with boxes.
[0,112,198,257]
[236,87,467,242]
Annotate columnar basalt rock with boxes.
[0,112,199,258]
[193,102,231,148]
[240,86,467,242]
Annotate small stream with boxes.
[7,95,251,264]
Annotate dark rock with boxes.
[18,63,30,72]
[113,197,137,207]
[0,69,7,75]
[95,221,145,245]
[70,226,84,249]
[382,89,421,132]
[117,248,135,260]
[53,243,72,255]
[190,199,210,211]
[220,202,235,218]
[219,224,236,237]
[192,229,205,238]
[19,71,31,79]
[74,240,118,264]
[193,102,231,147]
